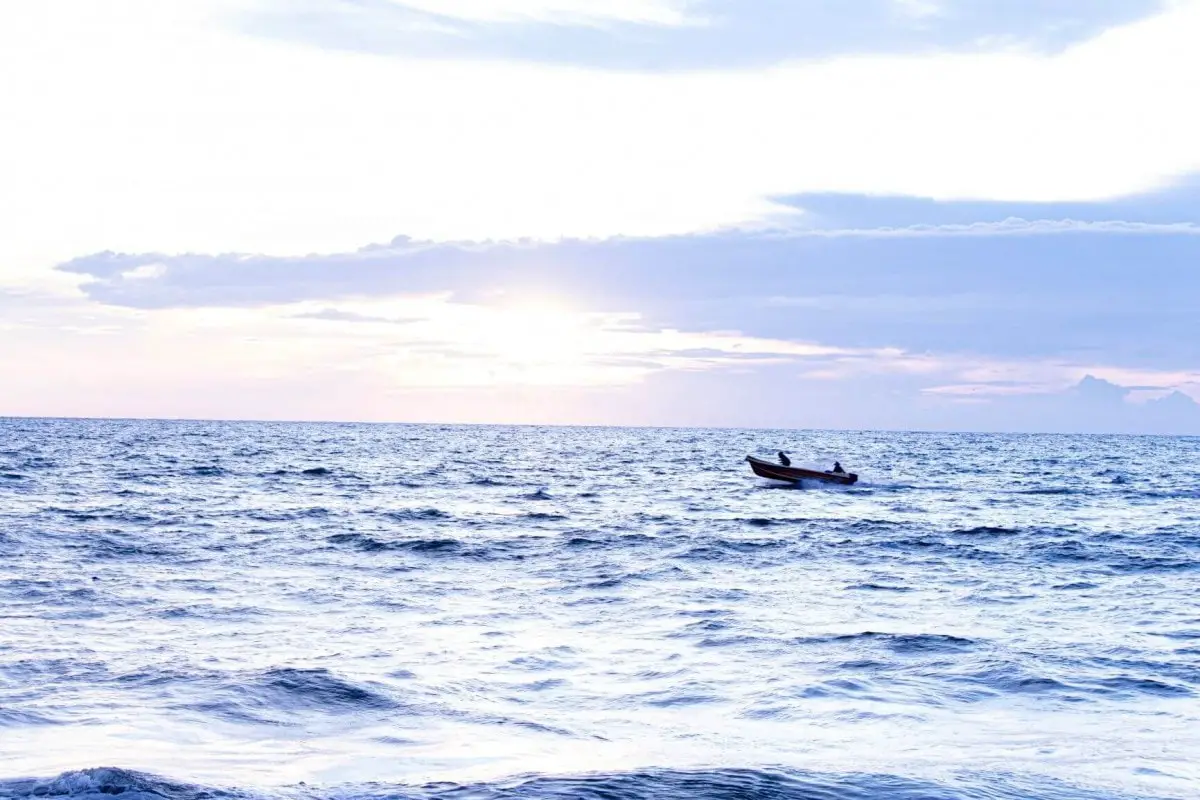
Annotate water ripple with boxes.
[1,419,1197,798]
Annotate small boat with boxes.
[745,455,858,485]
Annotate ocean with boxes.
[1,418,1198,800]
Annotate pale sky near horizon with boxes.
[2,0,1199,432]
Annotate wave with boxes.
[0,708,63,727]
[738,516,807,527]
[261,466,360,479]
[874,537,1002,563]
[4,421,1198,800]
[326,533,463,554]
[1132,488,1200,500]
[382,508,451,522]
[1107,556,1199,574]
[470,476,508,486]
[177,667,402,726]
[80,534,180,561]
[252,667,398,712]
[950,525,1019,537]
[248,507,331,521]
[1155,629,1200,640]
[674,538,790,562]
[190,465,227,477]
[16,456,57,470]
[0,770,239,800]
[0,767,1168,800]
[828,631,980,654]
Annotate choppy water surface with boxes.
[2,419,1199,800]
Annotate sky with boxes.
[2,0,1199,432]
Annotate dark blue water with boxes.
[2,418,1198,799]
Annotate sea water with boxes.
[1,418,1198,799]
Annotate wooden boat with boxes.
[745,455,858,485]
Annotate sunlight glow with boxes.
[2,2,1198,427]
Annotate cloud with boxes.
[922,382,1058,397]
[795,219,1200,238]
[289,308,425,325]
[119,263,168,281]
[40,217,1200,430]
[892,0,942,20]
[920,375,1200,434]
[244,0,1166,69]
[54,204,1200,377]
[4,1,1200,431]
[0,287,878,416]
[5,0,1200,265]
[375,0,698,26]
[922,373,1200,401]
[7,274,1199,429]
[775,179,1200,228]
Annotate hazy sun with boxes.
[473,299,594,364]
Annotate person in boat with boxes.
[831,461,845,474]
[778,451,791,467]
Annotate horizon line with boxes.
[1,414,1196,439]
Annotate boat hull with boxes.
[745,455,857,485]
